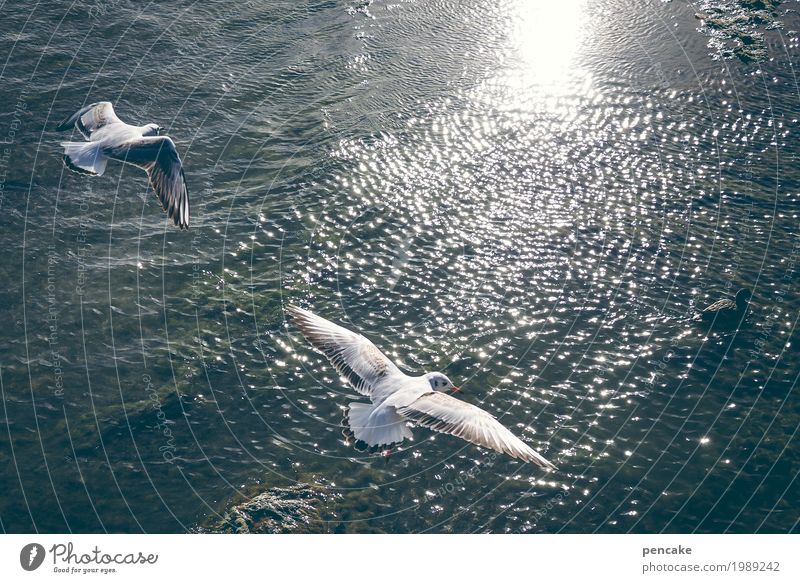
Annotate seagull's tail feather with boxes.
[346,403,412,447]
[61,141,107,176]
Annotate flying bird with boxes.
[57,101,189,229]
[287,304,555,468]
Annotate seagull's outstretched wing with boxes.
[397,392,556,468]
[288,305,403,398]
[105,136,190,229]
[56,101,122,139]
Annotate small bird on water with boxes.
[287,304,555,468]
[695,288,751,327]
[57,101,189,229]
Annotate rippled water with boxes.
[1,0,799,533]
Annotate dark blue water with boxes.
[0,0,798,533]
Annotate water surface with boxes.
[0,0,799,533]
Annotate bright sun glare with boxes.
[510,0,589,94]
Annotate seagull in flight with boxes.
[287,304,555,468]
[57,101,189,229]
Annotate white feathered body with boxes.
[60,123,153,176]
[57,101,190,229]
[348,374,430,446]
[288,304,555,468]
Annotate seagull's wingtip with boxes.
[286,303,304,317]
[522,446,556,469]
[530,454,556,469]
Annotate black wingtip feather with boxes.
[55,112,88,136]
[62,154,97,176]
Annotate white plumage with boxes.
[57,101,190,229]
[288,304,555,468]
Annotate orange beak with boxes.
[450,386,462,394]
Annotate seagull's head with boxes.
[425,372,461,394]
[142,123,163,137]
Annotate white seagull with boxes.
[288,304,555,468]
[57,101,189,229]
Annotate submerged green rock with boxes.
[198,483,332,533]
[694,0,783,62]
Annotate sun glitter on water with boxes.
[507,0,591,97]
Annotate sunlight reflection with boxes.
[508,0,590,96]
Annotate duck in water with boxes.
[695,288,751,327]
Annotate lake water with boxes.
[1,0,798,533]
